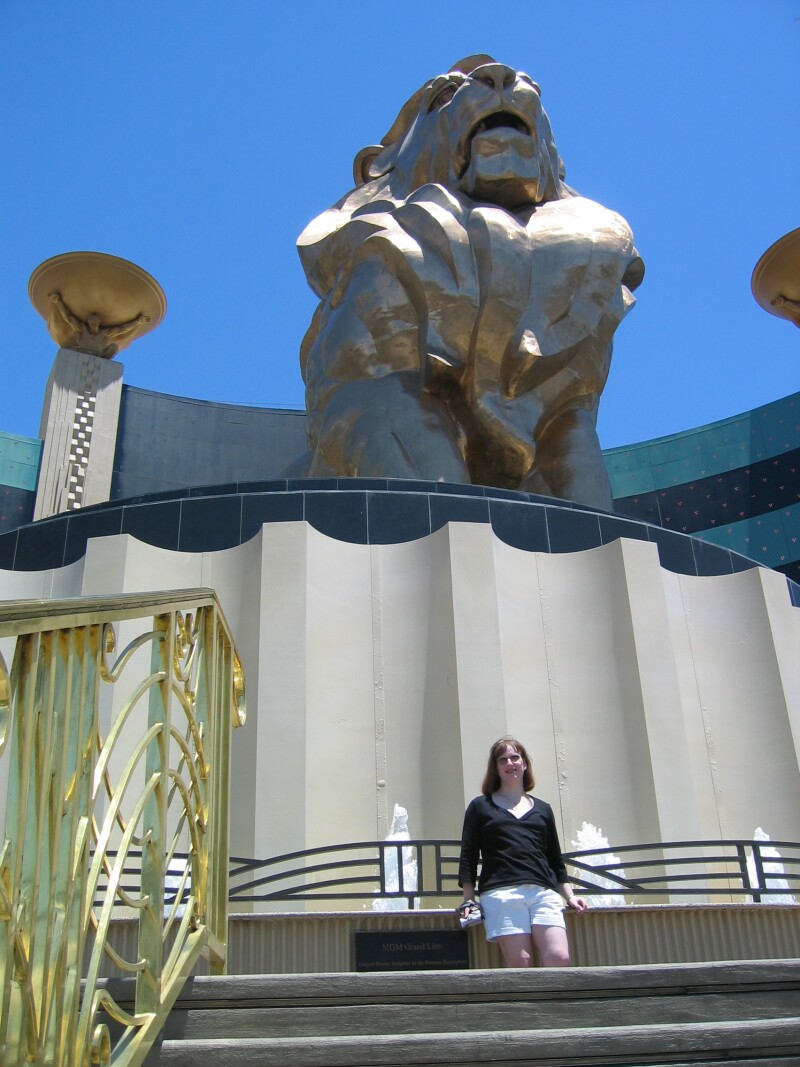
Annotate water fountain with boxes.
[746,827,797,904]
[570,822,627,907]
[372,804,419,911]
[164,857,190,918]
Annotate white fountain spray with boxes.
[372,804,419,911]
[164,856,190,918]
[570,822,627,907]
[746,827,797,904]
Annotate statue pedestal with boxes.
[4,480,798,873]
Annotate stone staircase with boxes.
[115,959,800,1066]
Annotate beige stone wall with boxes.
[1,523,799,872]
[97,905,800,975]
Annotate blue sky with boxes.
[2,2,798,451]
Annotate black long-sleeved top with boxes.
[458,794,568,894]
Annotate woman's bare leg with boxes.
[531,925,570,967]
[496,933,535,968]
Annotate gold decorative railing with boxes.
[0,589,245,1066]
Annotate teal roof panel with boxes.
[0,431,42,492]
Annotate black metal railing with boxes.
[228,839,456,908]
[97,838,800,910]
[228,837,800,908]
[562,838,800,903]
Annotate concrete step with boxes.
[156,988,800,1040]
[109,959,800,1066]
[129,958,800,1009]
[156,1017,800,1066]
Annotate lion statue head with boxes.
[356,54,566,210]
[299,56,570,296]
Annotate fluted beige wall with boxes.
[2,523,799,879]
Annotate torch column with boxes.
[28,251,166,519]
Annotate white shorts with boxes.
[480,884,565,941]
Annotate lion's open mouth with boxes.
[456,110,535,179]
[470,112,532,138]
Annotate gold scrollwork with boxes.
[0,650,10,758]
[90,1022,111,1065]
[100,621,163,685]
[173,610,200,685]
[0,592,245,1067]
[233,651,246,727]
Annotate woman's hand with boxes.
[565,895,588,912]
[457,898,484,928]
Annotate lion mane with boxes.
[296,56,643,508]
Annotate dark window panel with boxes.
[648,528,697,575]
[435,482,486,496]
[367,492,431,545]
[599,515,651,546]
[429,494,490,532]
[13,518,68,571]
[305,491,368,544]
[237,479,288,494]
[337,478,389,491]
[64,509,124,565]
[489,500,549,552]
[121,501,182,551]
[545,507,601,553]
[287,478,336,492]
[178,497,243,553]
[0,530,18,569]
[241,493,305,541]
[189,483,240,498]
[730,551,758,573]
[692,539,734,577]
[776,563,800,593]
[386,478,439,493]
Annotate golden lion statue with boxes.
[297,55,643,509]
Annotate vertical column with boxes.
[447,524,509,807]
[758,567,800,782]
[617,537,707,843]
[33,347,123,520]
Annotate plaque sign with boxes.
[354,930,469,972]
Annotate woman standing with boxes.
[458,737,587,967]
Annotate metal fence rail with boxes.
[97,838,800,910]
[563,838,800,902]
[230,839,456,908]
[225,837,800,908]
